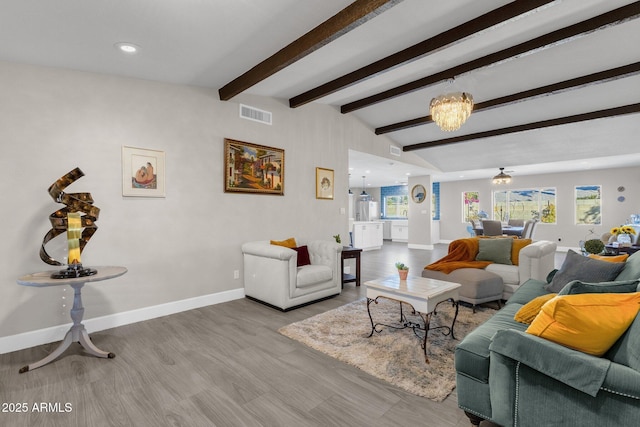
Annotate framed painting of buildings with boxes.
[224,138,284,195]
[122,146,166,197]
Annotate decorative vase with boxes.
[398,269,409,280]
[617,233,632,247]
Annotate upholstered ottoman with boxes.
[421,268,503,310]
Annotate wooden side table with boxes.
[341,246,362,287]
[16,266,127,373]
[605,244,640,255]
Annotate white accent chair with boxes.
[241,239,342,311]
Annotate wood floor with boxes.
[0,242,535,427]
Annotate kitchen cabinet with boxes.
[352,221,383,250]
[391,220,409,242]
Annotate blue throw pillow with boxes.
[546,250,626,293]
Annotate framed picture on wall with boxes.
[122,146,166,197]
[224,138,285,195]
[316,167,334,200]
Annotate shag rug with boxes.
[278,298,494,402]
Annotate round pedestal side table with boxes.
[16,266,127,373]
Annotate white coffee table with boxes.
[365,275,461,363]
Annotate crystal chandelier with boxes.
[492,168,512,184]
[429,92,474,131]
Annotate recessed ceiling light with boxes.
[114,42,139,54]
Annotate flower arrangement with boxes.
[610,226,636,236]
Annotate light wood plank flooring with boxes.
[0,242,560,427]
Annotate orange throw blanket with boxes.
[425,237,492,273]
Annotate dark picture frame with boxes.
[224,138,284,195]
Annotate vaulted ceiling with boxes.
[2,0,639,187]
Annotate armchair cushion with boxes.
[511,238,531,265]
[526,293,640,356]
[476,238,513,265]
[557,278,640,295]
[514,293,557,324]
[270,237,297,248]
[615,250,640,281]
[588,253,629,263]
[293,245,311,266]
[546,250,625,292]
[607,315,640,371]
[490,329,611,397]
[297,264,332,288]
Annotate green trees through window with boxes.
[493,188,557,224]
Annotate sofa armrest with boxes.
[489,329,610,397]
[241,241,296,261]
[600,361,640,400]
[518,240,557,284]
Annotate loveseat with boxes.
[242,238,342,311]
[422,238,557,307]
[456,249,640,427]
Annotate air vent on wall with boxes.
[389,145,401,157]
[240,104,272,125]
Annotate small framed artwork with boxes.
[224,138,284,195]
[316,167,334,200]
[122,146,166,197]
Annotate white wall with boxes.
[0,61,429,351]
[438,168,640,248]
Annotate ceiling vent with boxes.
[239,104,272,125]
[389,145,401,157]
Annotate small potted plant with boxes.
[583,239,604,255]
[395,262,409,280]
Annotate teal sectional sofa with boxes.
[455,250,640,427]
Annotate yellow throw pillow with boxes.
[588,253,629,263]
[514,293,557,324]
[511,239,532,265]
[526,293,640,356]
[270,237,297,248]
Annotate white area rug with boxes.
[279,298,493,401]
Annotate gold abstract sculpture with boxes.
[40,168,99,278]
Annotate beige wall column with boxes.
[408,175,433,250]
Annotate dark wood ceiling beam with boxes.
[289,0,554,108]
[342,2,640,113]
[376,61,640,134]
[402,103,640,152]
[218,0,402,101]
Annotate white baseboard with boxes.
[557,246,579,252]
[408,243,434,250]
[0,288,245,355]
